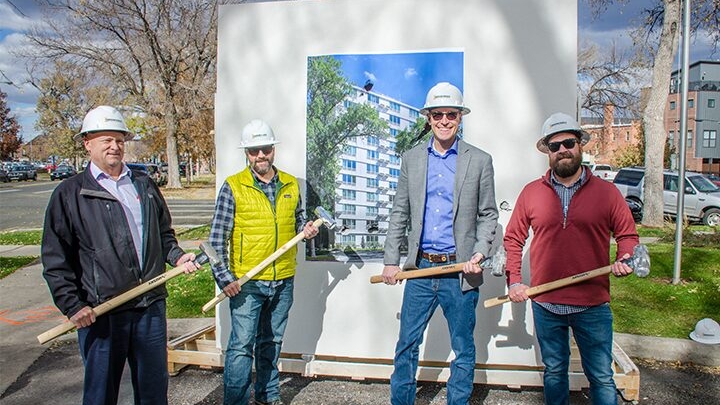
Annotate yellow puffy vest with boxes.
[226,167,300,280]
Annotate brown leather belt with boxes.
[420,252,456,263]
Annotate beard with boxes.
[251,158,273,176]
[551,151,582,178]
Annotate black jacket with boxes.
[42,167,185,318]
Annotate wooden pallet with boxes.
[166,323,640,402]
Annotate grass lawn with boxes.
[0,256,38,279]
[0,230,42,245]
[610,243,720,339]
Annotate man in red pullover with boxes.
[503,112,639,405]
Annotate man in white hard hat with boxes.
[41,105,200,405]
[209,119,319,405]
[503,112,640,405]
[382,82,499,404]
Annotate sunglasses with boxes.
[429,111,460,121]
[547,138,579,153]
[246,146,274,156]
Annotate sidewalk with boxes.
[1,242,718,404]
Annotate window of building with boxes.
[368,94,379,104]
[342,204,356,215]
[389,168,400,177]
[366,206,378,216]
[367,235,379,243]
[390,155,400,164]
[342,235,355,244]
[367,163,379,174]
[390,101,400,112]
[390,181,398,190]
[344,145,356,156]
[670,101,676,110]
[625,131,630,141]
[389,115,401,125]
[709,99,716,108]
[367,149,378,159]
[687,130,693,148]
[612,133,617,141]
[409,110,419,118]
[343,159,356,170]
[367,136,379,146]
[688,99,694,108]
[668,131,674,145]
[342,219,356,229]
[342,189,357,200]
[703,130,717,148]
[342,174,356,185]
[367,192,378,202]
[389,128,398,137]
[343,100,355,109]
[367,178,378,188]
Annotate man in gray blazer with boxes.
[382,82,498,405]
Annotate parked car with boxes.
[50,165,77,181]
[590,164,618,182]
[704,173,720,187]
[127,162,167,186]
[613,167,720,226]
[0,167,8,183]
[7,164,37,181]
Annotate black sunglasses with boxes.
[547,138,579,152]
[429,111,460,121]
[246,146,274,156]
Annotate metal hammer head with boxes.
[481,245,507,277]
[622,244,650,277]
[314,206,337,230]
[196,241,221,267]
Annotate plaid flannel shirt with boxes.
[209,171,305,289]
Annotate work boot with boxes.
[255,400,283,405]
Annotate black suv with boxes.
[50,165,77,181]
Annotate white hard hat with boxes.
[689,318,720,344]
[240,119,279,148]
[74,106,133,142]
[536,112,591,153]
[419,82,471,115]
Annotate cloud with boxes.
[363,71,377,82]
[404,68,418,80]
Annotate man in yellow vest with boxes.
[209,119,319,405]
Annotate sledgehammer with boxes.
[37,242,220,344]
[201,206,337,313]
[483,244,650,308]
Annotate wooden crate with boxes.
[165,323,639,401]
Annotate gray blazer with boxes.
[383,138,499,291]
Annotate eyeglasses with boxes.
[429,111,460,121]
[246,146,274,156]
[547,138,579,152]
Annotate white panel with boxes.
[215,0,577,369]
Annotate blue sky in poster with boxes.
[331,52,464,111]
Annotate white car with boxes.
[590,164,617,182]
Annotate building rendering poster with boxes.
[306,52,463,263]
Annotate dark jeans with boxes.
[77,299,168,405]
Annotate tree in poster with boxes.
[0,90,23,160]
[306,56,388,215]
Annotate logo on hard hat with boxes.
[550,121,568,128]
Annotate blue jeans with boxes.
[224,278,294,405]
[390,258,479,405]
[532,301,617,405]
[77,300,168,405]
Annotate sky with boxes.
[1,0,718,146]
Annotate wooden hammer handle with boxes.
[369,262,466,284]
[483,265,612,308]
[37,265,188,344]
[201,218,324,313]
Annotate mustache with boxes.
[556,152,573,159]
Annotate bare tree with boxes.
[587,0,720,226]
[23,0,219,188]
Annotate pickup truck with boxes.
[590,164,617,182]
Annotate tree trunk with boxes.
[165,102,182,189]
[641,0,680,227]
